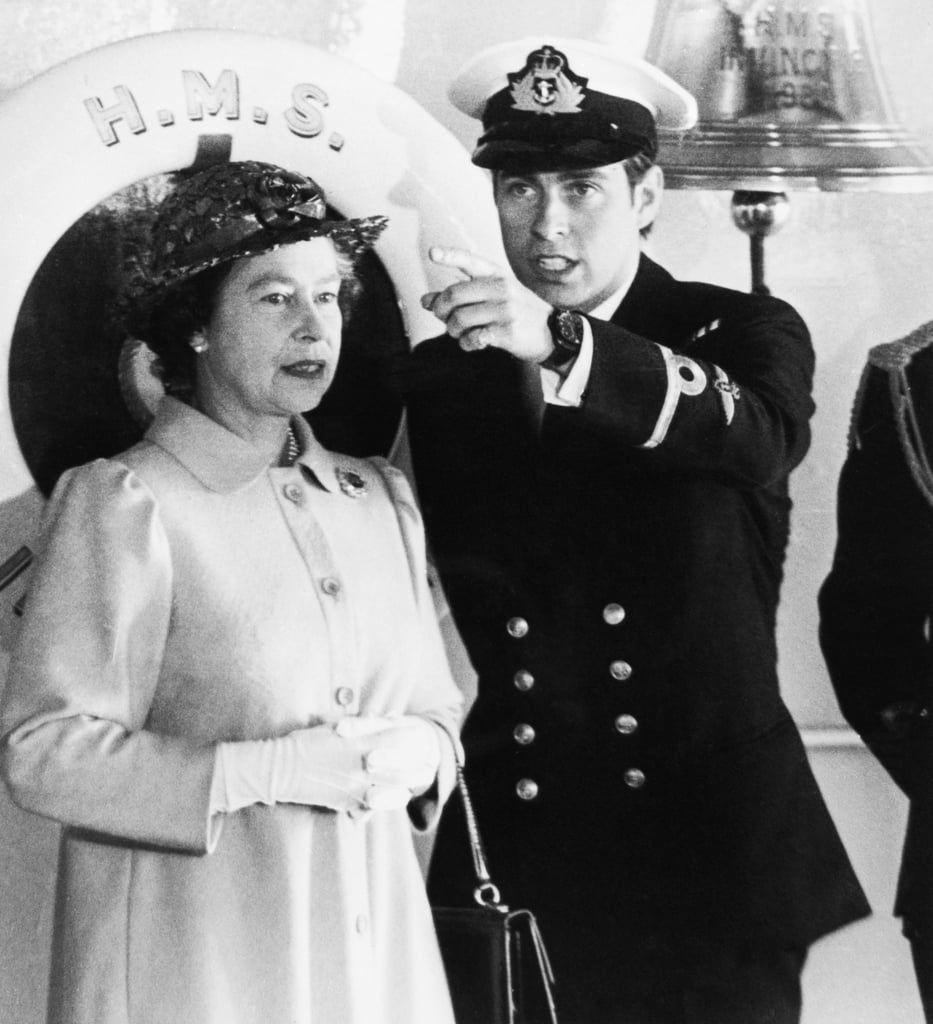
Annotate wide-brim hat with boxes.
[134,160,388,305]
[449,37,697,172]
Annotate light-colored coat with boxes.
[1,398,463,1024]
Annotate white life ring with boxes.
[0,28,502,644]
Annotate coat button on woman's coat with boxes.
[506,617,529,638]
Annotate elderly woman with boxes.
[0,161,462,1024]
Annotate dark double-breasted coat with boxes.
[820,327,933,943]
[399,255,869,1014]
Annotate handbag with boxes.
[431,764,559,1024]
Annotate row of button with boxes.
[506,602,626,639]
[281,483,343,599]
[508,605,644,799]
[280,482,355,715]
[281,479,345,603]
[514,767,645,801]
[511,714,638,746]
[512,664,632,691]
[284,475,346,602]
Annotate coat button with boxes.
[609,660,632,681]
[355,914,369,934]
[516,778,539,801]
[283,483,304,503]
[614,714,638,735]
[513,669,535,692]
[624,768,646,789]
[506,617,529,638]
[513,723,536,746]
[321,577,342,597]
[335,686,355,707]
[603,603,626,625]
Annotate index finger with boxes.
[429,245,503,280]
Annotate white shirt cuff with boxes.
[540,317,595,408]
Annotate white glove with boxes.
[213,716,441,817]
[336,714,442,797]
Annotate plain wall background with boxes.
[2,2,933,1021]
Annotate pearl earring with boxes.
[189,332,209,354]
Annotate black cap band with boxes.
[474,99,656,171]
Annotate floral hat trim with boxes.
[131,161,388,302]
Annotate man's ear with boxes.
[635,165,664,231]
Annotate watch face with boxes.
[554,310,583,349]
[543,309,583,372]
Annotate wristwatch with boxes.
[541,309,584,371]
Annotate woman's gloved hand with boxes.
[336,714,442,797]
[213,715,442,817]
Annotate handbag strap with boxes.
[507,908,559,1003]
[454,763,507,911]
[454,764,561,1022]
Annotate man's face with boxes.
[493,161,661,313]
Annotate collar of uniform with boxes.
[588,278,632,322]
[145,396,337,494]
[611,254,678,338]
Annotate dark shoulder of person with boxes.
[679,278,810,340]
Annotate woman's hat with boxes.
[448,37,697,171]
[140,160,388,297]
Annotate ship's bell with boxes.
[645,0,933,192]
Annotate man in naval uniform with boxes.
[397,37,869,1024]
[820,328,933,1023]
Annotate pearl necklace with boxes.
[282,427,300,467]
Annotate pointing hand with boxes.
[421,246,554,363]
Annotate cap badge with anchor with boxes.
[508,45,586,116]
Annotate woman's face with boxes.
[197,237,344,428]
